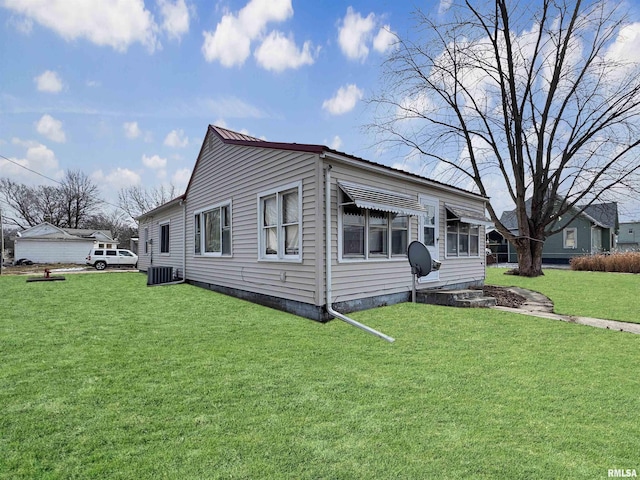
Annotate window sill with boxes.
[258,257,303,264]
[338,256,408,264]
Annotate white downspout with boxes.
[324,164,395,343]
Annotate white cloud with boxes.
[201,0,293,67]
[142,154,167,170]
[86,80,101,87]
[373,25,396,54]
[35,114,66,143]
[438,0,453,15]
[254,30,315,72]
[158,0,190,41]
[92,168,141,189]
[0,141,61,182]
[3,0,160,52]
[605,22,640,78]
[322,84,364,115]
[164,129,189,147]
[328,135,343,150]
[338,7,376,61]
[8,15,33,34]
[123,121,142,139]
[34,70,63,93]
[172,167,192,189]
[204,96,269,118]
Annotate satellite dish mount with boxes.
[407,241,441,302]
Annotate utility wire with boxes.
[0,152,126,213]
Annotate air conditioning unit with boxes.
[147,266,174,286]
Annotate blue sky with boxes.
[1,0,639,221]
[0,0,422,205]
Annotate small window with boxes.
[160,223,170,254]
[106,250,117,256]
[446,210,482,258]
[94,250,104,256]
[119,251,133,257]
[563,227,577,249]
[258,183,301,261]
[144,227,149,254]
[194,201,232,256]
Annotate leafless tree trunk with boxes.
[369,0,640,276]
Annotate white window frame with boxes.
[338,196,411,263]
[159,221,170,255]
[257,181,302,262]
[563,227,577,249]
[444,209,481,259]
[418,195,440,282]
[194,200,233,257]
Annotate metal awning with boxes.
[445,204,494,226]
[338,181,427,217]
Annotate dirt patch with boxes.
[1,263,88,275]
[480,285,527,308]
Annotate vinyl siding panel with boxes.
[325,160,487,304]
[137,203,185,274]
[184,133,319,305]
[14,239,94,264]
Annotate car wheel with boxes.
[95,261,107,270]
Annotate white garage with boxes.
[14,223,117,264]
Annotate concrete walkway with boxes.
[493,286,640,335]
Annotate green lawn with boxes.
[1,272,639,479]
[486,267,640,323]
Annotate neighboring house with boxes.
[14,222,117,264]
[499,200,619,264]
[138,125,492,321]
[617,222,640,251]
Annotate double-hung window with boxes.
[563,227,577,249]
[160,222,170,254]
[341,200,409,260]
[194,201,232,256]
[258,182,302,261]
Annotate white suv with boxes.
[86,248,138,270]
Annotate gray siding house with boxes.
[138,125,492,320]
[500,201,619,264]
[617,222,640,251]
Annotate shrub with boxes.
[570,252,640,273]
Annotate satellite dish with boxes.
[407,241,432,278]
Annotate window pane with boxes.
[263,196,277,226]
[343,226,364,255]
[470,234,479,255]
[222,228,231,255]
[265,227,278,255]
[392,215,408,255]
[392,229,407,255]
[204,209,221,253]
[423,227,435,247]
[343,204,365,256]
[424,205,436,226]
[284,225,299,255]
[459,230,469,256]
[222,205,230,228]
[283,190,298,224]
[369,211,388,256]
[447,232,457,256]
[194,215,201,254]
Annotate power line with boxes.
[0,152,126,213]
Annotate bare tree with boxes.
[370,0,640,276]
[83,209,137,248]
[61,170,102,228]
[118,184,180,222]
[0,170,102,229]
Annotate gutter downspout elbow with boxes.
[324,164,395,343]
